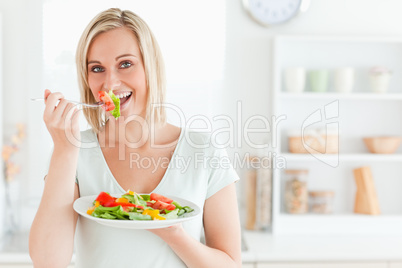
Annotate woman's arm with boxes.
[29,90,81,268]
[151,183,242,268]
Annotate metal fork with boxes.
[30,98,103,108]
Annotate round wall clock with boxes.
[243,0,310,27]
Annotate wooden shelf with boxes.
[275,35,402,43]
[280,153,402,162]
[279,92,402,100]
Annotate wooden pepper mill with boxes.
[353,166,381,215]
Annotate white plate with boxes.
[73,194,201,229]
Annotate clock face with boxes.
[244,0,305,26]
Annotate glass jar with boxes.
[309,191,335,214]
[284,170,308,214]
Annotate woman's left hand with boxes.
[147,223,184,241]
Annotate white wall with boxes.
[0,14,4,238]
[1,0,402,231]
[0,0,43,232]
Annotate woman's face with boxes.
[87,27,147,118]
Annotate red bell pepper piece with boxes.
[95,192,116,206]
[150,193,173,204]
[98,91,115,112]
[152,200,176,211]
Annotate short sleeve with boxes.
[206,147,240,199]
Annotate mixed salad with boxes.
[86,191,194,221]
[98,90,120,119]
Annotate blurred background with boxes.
[2,0,402,267]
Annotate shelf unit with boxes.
[271,35,402,235]
[281,153,402,162]
[280,92,402,100]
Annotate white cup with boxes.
[284,68,306,93]
[334,67,354,93]
[370,73,391,93]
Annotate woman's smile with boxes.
[115,91,133,111]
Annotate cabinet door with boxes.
[257,262,388,268]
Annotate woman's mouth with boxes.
[115,92,133,108]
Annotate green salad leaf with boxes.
[164,209,179,220]
[108,90,120,119]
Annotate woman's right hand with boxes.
[43,89,81,151]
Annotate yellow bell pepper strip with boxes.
[87,201,101,215]
[87,207,95,215]
[115,197,129,203]
[142,209,166,220]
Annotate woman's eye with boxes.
[120,61,132,69]
[91,66,104,73]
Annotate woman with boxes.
[29,8,241,268]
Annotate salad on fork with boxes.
[31,89,121,119]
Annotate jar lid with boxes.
[309,191,335,197]
[285,169,308,175]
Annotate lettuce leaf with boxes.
[128,212,152,220]
[108,90,120,119]
[164,209,179,220]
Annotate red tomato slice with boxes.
[98,91,115,112]
[95,192,116,206]
[150,193,173,204]
[153,200,176,211]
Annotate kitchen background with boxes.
[2,0,402,267]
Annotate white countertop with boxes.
[2,230,402,264]
[241,230,402,263]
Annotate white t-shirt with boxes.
[73,128,240,268]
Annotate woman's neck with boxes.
[99,116,177,151]
[102,116,150,149]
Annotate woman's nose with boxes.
[103,70,121,91]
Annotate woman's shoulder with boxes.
[181,128,211,146]
[178,128,228,157]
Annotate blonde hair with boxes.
[76,8,167,133]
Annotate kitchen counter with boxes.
[2,230,402,265]
[241,230,402,263]
[0,231,32,264]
